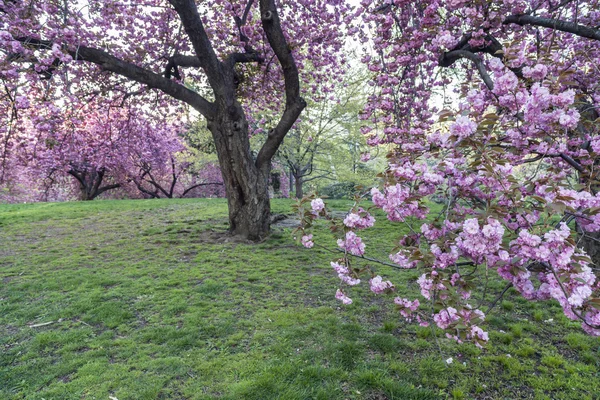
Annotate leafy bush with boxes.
[319,182,358,199]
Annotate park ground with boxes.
[1,198,600,399]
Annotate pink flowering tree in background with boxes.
[123,127,225,199]
[1,97,132,201]
[0,87,217,202]
[0,0,357,240]
[298,0,600,345]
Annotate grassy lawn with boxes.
[1,198,599,400]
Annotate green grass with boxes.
[1,198,599,399]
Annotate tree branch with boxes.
[559,153,585,173]
[167,0,227,97]
[180,182,224,198]
[504,14,600,41]
[225,51,264,67]
[14,37,216,118]
[164,54,202,80]
[96,183,121,196]
[90,168,104,195]
[440,33,523,79]
[440,49,495,91]
[486,283,513,313]
[255,0,306,171]
[233,0,258,53]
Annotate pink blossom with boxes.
[394,297,420,320]
[335,289,353,305]
[449,116,477,139]
[389,250,417,269]
[343,211,375,229]
[433,307,459,329]
[337,231,366,256]
[301,234,314,248]
[369,275,394,294]
[522,64,548,81]
[311,198,325,213]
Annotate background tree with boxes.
[0,0,356,239]
[269,71,380,198]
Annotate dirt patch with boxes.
[193,229,255,244]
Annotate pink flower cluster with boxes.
[331,261,361,286]
[369,276,394,294]
[335,289,353,305]
[311,198,325,213]
[394,297,422,323]
[449,116,478,139]
[343,210,375,229]
[301,234,314,248]
[433,307,459,329]
[337,231,365,256]
[389,250,417,269]
[456,218,504,263]
[371,185,426,222]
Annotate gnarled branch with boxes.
[14,37,216,118]
[441,49,495,91]
[167,0,227,97]
[504,14,600,41]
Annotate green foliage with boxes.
[319,181,359,199]
[1,199,600,399]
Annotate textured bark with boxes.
[504,14,600,41]
[294,175,303,199]
[208,103,271,240]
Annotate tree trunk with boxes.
[576,223,600,266]
[295,175,303,199]
[79,185,93,201]
[69,167,120,201]
[208,103,271,241]
[71,169,98,201]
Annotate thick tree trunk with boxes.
[208,103,271,241]
[295,175,303,199]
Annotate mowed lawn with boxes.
[1,198,599,400]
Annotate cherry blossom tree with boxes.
[299,0,600,344]
[0,0,356,239]
[128,152,225,199]
[0,85,198,202]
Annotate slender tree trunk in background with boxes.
[295,174,303,199]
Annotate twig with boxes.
[314,244,409,270]
[486,283,513,313]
